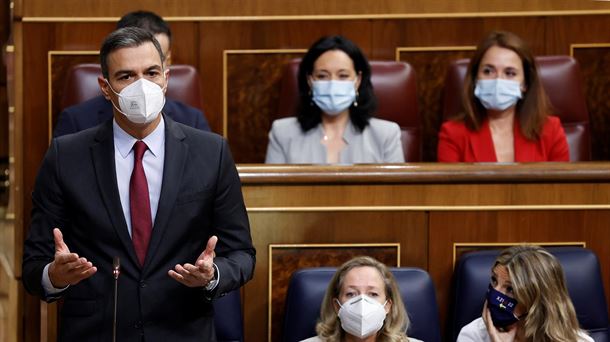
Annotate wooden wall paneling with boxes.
[22,23,54,240]
[8,16,26,342]
[371,17,547,56]
[0,259,6,342]
[397,47,475,161]
[582,210,610,290]
[165,21,200,66]
[54,22,113,51]
[0,273,6,342]
[545,15,610,160]
[571,45,610,161]
[242,182,610,208]
[269,244,400,342]
[1,263,20,342]
[543,15,610,55]
[22,21,112,234]
[0,0,9,161]
[225,50,305,162]
[47,52,99,138]
[17,0,610,18]
[244,210,428,342]
[428,209,610,336]
[45,22,117,138]
[199,21,254,135]
[477,17,547,55]
[0,83,8,163]
[21,22,53,342]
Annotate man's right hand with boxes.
[48,228,97,288]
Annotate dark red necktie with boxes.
[130,141,152,266]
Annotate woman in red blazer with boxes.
[437,31,569,162]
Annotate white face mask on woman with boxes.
[311,79,357,116]
[106,78,166,124]
[336,294,387,338]
[474,78,523,111]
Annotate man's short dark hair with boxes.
[99,27,165,79]
[116,10,171,43]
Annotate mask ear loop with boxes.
[104,79,130,116]
[160,69,170,92]
[104,79,120,96]
[334,298,344,317]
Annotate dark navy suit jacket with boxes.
[23,116,254,341]
[54,95,211,137]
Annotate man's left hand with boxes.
[168,235,217,288]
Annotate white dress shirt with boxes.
[42,117,166,294]
[113,117,165,236]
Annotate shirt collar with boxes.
[113,116,166,159]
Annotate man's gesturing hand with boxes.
[48,228,97,288]
[168,235,217,288]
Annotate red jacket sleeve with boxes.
[543,116,570,161]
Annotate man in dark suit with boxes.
[54,10,210,137]
[23,27,255,341]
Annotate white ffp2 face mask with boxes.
[474,78,523,111]
[336,295,387,338]
[106,78,166,124]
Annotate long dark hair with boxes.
[461,31,550,140]
[297,35,377,132]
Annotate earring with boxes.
[353,91,359,107]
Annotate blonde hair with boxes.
[494,245,586,342]
[315,256,410,342]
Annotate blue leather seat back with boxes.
[214,289,243,342]
[282,267,441,342]
[450,247,609,342]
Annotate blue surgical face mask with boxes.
[486,284,522,329]
[311,79,357,116]
[474,78,523,111]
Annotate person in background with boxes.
[265,35,404,164]
[437,31,569,162]
[54,10,210,137]
[457,245,592,342]
[302,256,422,342]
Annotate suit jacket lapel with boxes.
[90,120,141,267]
[513,121,537,162]
[144,116,188,270]
[469,120,497,162]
